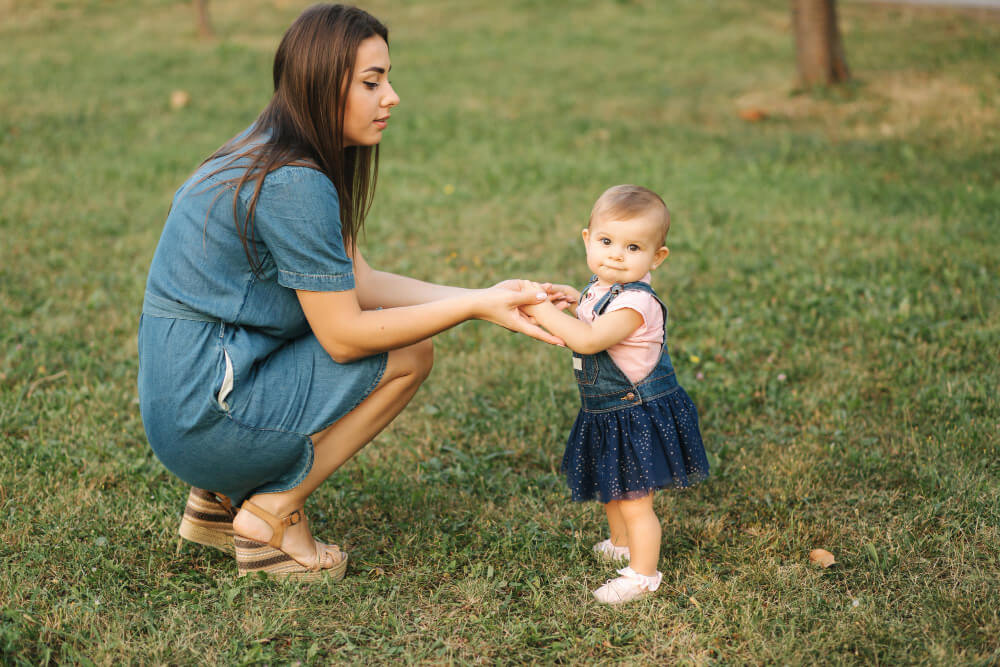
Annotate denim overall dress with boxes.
[562,279,709,503]
[138,142,386,506]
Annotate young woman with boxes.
[138,4,569,580]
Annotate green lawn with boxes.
[1,0,998,663]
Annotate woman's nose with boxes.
[383,82,400,109]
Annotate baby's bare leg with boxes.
[603,500,629,547]
[616,494,661,576]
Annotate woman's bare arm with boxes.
[297,280,561,363]
[350,249,472,309]
[350,247,577,310]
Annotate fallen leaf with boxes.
[738,108,768,122]
[170,90,191,110]
[809,548,836,568]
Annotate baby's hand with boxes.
[521,301,544,318]
[541,283,580,311]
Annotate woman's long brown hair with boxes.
[202,4,387,275]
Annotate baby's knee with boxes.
[616,493,656,519]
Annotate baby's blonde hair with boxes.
[589,185,671,245]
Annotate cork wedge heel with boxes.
[177,487,237,554]
[233,500,348,581]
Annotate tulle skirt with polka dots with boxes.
[562,385,709,503]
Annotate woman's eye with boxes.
[363,81,378,89]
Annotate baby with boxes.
[522,185,709,604]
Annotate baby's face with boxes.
[583,212,669,286]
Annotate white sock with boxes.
[604,540,629,557]
[618,566,663,591]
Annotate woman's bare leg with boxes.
[232,339,433,566]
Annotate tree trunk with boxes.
[194,0,214,40]
[791,0,850,87]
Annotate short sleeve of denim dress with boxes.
[138,157,387,506]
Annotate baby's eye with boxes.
[600,238,611,245]
[628,244,640,252]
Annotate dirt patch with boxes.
[735,70,999,139]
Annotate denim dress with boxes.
[138,146,386,506]
[563,280,709,503]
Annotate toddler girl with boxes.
[522,185,709,604]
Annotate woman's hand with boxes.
[476,285,564,346]
[493,279,579,311]
[518,280,562,321]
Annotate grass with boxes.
[1,0,999,663]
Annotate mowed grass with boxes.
[2,0,999,663]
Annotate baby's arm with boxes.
[542,283,581,311]
[521,286,641,355]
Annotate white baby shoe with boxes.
[592,566,663,605]
[592,539,630,563]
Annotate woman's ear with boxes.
[651,246,670,270]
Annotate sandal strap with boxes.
[211,492,237,518]
[312,540,343,572]
[241,500,303,549]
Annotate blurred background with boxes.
[1,1,997,663]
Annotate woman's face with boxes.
[343,36,399,147]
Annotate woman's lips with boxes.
[374,117,388,129]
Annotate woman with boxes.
[139,4,568,580]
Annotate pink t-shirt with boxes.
[576,275,664,384]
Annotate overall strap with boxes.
[577,275,600,303]
[592,282,668,346]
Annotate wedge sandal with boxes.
[177,487,237,554]
[233,500,348,581]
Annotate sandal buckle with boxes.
[212,492,236,517]
[285,509,302,526]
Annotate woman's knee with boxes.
[410,337,434,380]
[386,338,434,384]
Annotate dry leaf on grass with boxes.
[738,108,768,122]
[809,548,836,568]
[170,90,191,110]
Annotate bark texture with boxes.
[195,0,214,39]
[791,0,850,87]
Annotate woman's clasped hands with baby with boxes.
[484,279,578,345]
